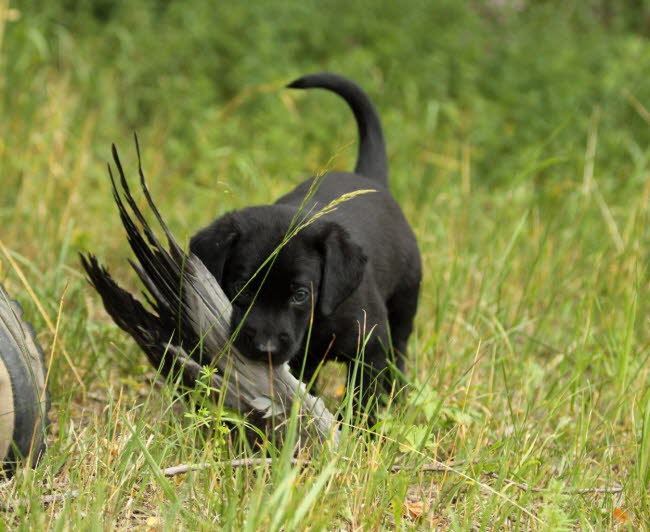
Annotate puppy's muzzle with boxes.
[255,338,279,355]
[239,325,293,363]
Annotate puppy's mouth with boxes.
[232,333,296,366]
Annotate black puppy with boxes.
[190,73,421,415]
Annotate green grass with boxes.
[2,0,650,528]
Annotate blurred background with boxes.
[4,1,650,218]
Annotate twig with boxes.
[0,489,80,512]
[162,458,468,478]
[484,471,623,495]
[572,485,624,495]
[391,460,470,473]
[41,489,80,504]
[162,458,303,477]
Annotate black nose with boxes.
[238,325,289,360]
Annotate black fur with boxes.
[190,73,421,415]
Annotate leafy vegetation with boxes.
[2,0,650,528]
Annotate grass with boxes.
[2,0,650,528]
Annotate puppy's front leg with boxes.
[348,334,395,426]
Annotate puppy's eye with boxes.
[290,287,310,305]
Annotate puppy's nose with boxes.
[255,338,279,354]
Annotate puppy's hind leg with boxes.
[386,282,420,374]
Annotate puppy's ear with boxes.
[318,223,367,316]
[190,215,239,284]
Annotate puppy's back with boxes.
[277,172,419,299]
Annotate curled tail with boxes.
[287,72,388,186]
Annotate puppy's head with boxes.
[190,205,367,364]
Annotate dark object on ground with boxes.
[80,139,338,447]
[0,283,49,476]
[190,73,421,416]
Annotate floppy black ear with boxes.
[318,223,367,316]
[189,215,239,284]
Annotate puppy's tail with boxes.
[287,73,388,186]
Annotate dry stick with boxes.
[162,458,303,477]
[161,459,624,495]
[159,458,452,478]
[483,471,624,495]
[391,460,470,473]
[41,489,80,505]
[160,457,460,477]
[0,489,80,512]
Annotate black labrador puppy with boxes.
[190,73,421,416]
